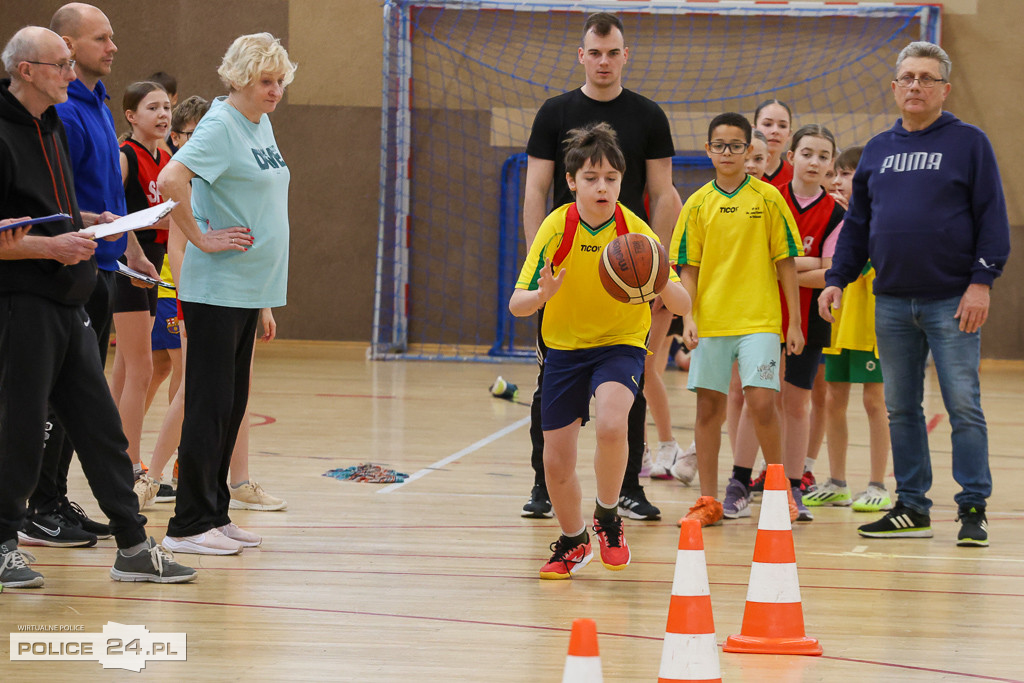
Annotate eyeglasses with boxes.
[894,74,946,88]
[173,129,196,139]
[25,60,76,75]
[708,141,748,154]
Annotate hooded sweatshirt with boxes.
[55,78,126,271]
[825,111,1010,299]
[0,78,95,305]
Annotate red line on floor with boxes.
[16,593,1021,681]
[927,413,944,432]
[249,412,276,428]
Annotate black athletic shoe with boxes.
[18,510,98,548]
[956,506,989,547]
[521,485,553,518]
[154,483,177,503]
[59,500,112,539]
[857,503,932,538]
[617,486,661,521]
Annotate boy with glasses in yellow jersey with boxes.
[670,112,804,527]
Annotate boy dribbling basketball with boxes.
[509,123,690,579]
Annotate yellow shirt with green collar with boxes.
[824,263,878,356]
[669,175,802,337]
[516,202,678,351]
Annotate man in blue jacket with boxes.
[819,41,1010,547]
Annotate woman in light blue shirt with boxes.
[157,32,295,556]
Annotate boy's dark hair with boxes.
[753,98,793,126]
[835,145,864,171]
[790,123,837,157]
[172,95,210,132]
[563,122,626,177]
[752,129,768,144]
[146,71,178,97]
[707,112,751,143]
[583,12,624,41]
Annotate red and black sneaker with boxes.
[749,468,767,499]
[592,516,631,570]
[539,534,592,580]
[800,470,817,493]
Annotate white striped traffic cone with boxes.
[562,618,603,682]
[658,519,721,683]
[724,463,822,656]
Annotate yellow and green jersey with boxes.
[516,202,678,351]
[669,175,802,337]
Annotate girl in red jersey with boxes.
[110,81,172,508]
[753,99,794,189]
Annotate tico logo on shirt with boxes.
[252,146,287,170]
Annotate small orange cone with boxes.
[562,618,603,682]
[658,519,721,683]
[724,464,822,656]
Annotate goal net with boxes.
[374,0,940,360]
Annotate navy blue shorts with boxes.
[151,297,181,351]
[783,344,824,390]
[541,345,646,431]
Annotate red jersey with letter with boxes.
[777,183,844,345]
[121,138,170,245]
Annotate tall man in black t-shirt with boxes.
[521,12,682,520]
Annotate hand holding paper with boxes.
[84,200,177,239]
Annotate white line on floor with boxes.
[377,416,531,494]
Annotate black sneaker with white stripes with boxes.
[857,503,932,538]
[956,506,988,547]
[617,486,661,521]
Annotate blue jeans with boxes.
[874,295,991,514]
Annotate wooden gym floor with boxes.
[2,341,1023,681]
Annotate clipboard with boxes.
[84,200,177,239]
[1,213,73,232]
[116,262,176,290]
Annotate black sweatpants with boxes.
[0,293,146,548]
[167,302,258,538]
[529,307,647,491]
[31,268,116,513]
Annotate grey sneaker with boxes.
[722,478,752,519]
[0,540,45,588]
[110,538,197,583]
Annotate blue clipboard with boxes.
[0,213,73,232]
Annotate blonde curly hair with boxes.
[217,32,296,91]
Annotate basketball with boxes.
[598,233,670,304]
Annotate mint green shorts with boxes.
[687,333,781,394]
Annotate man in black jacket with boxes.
[0,26,195,588]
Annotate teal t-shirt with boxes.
[173,97,290,308]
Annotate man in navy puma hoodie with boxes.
[820,41,1010,547]
[0,26,194,588]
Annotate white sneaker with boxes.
[649,441,681,480]
[229,481,288,511]
[133,474,160,511]
[217,523,262,547]
[162,528,243,555]
[669,441,698,485]
[639,445,653,478]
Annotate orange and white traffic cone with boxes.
[724,463,822,656]
[658,519,721,683]
[562,618,603,682]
